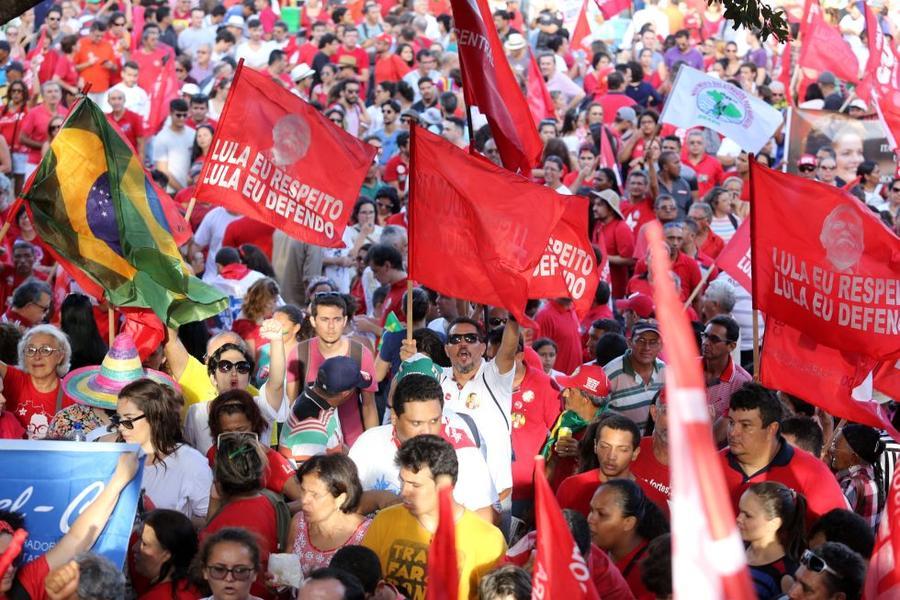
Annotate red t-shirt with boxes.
[222,217,275,260]
[0,106,27,150]
[132,46,173,92]
[634,252,701,303]
[374,54,412,84]
[684,152,725,197]
[3,554,50,600]
[0,264,48,312]
[614,540,654,600]
[589,544,638,600]
[108,109,144,152]
[205,445,296,494]
[4,366,74,438]
[593,218,634,299]
[700,230,726,259]
[556,468,604,517]
[621,198,655,233]
[511,364,562,500]
[382,154,409,193]
[232,319,264,354]
[379,277,408,328]
[630,436,670,517]
[0,410,24,439]
[20,104,68,164]
[534,300,582,376]
[333,46,370,71]
[138,580,203,600]
[53,53,78,89]
[597,93,637,125]
[202,494,279,599]
[719,440,849,526]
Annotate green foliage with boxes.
[714,0,790,42]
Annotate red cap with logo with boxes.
[557,365,610,396]
[614,293,655,319]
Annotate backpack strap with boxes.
[260,489,292,553]
[296,339,311,385]
[481,372,510,432]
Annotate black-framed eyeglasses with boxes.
[800,550,841,578]
[205,564,256,581]
[111,414,146,430]
[24,344,57,357]
[488,317,507,328]
[113,21,126,26]
[700,332,732,344]
[448,333,481,345]
[173,112,188,117]
[215,360,252,374]
[314,291,342,299]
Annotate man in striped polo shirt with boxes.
[602,320,666,431]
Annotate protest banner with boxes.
[857,3,900,150]
[194,64,376,248]
[660,66,782,154]
[714,218,752,293]
[0,441,144,568]
[784,108,895,186]
[749,160,900,361]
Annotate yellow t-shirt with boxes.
[361,503,506,600]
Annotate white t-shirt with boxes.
[152,124,196,190]
[195,207,241,282]
[440,360,514,493]
[142,443,213,520]
[107,83,150,119]
[235,41,275,68]
[184,380,288,455]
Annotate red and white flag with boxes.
[749,160,900,362]
[594,0,630,19]
[864,463,900,598]
[532,457,598,599]
[408,126,566,327]
[194,64,376,248]
[714,218,751,292]
[426,486,459,600]
[570,0,591,52]
[646,222,756,600]
[449,0,543,174]
[144,54,179,135]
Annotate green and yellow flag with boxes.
[22,98,227,326]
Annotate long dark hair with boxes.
[747,482,807,561]
[143,509,198,595]
[191,124,215,163]
[118,379,184,463]
[60,294,108,370]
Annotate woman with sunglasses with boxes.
[0,324,74,439]
[184,318,286,454]
[116,378,214,523]
[737,482,807,600]
[199,528,265,600]
[131,509,202,600]
[202,434,284,599]
[0,80,29,193]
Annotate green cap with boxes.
[396,353,443,382]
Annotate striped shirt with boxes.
[278,389,343,466]
[603,351,666,431]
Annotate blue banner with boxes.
[0,441,144,568]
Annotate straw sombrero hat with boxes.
[62,333,179,410]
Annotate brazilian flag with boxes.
[22,98,227,326]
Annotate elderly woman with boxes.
[0,324,73,439]
[289,454,370,577]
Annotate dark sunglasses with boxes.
[798,165,815,172]
[110,414,146,430]
[448,333,481,345]
[488,317,507,328]
[173,112,188,117]
[205,565,256,581]
[800,550,841,578]
[216,360,252,374]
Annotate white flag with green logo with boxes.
[660,66,783,154]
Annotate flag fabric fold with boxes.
[144,54,180,136]
[425,486,459,600]
[194,64,376,248]
[593,0,630,19]
[526,50,555,124]
[863,461,900,598]
[646,222,756,600]
[798,4,860,84]
[749,160,900,361]
[659,66,783,154]
[857,4,900,148]
[714,218,752,292]
[532,457,598,599]
[449,0,543,174]
[22,98,226,328]
[408,126,566,327]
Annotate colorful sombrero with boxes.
[62,333,179,410]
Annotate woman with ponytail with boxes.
[828,423,886,531]
[587,478,670,599]
[737,481,807,599]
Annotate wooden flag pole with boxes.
[108,306,115,346]
[406,280,414,342]
[752,309,760,381]
[683,264,715,308]
[184,196,197,222]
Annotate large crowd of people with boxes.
[0,0,898,599]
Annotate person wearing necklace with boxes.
[361,435,507,599]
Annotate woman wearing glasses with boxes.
[131,509,202,600]
[116,378,214,524]
[737,482,807,600]
[0,323,73,439]
[199,528,265,600]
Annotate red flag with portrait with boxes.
[194,64,376,248]
[749,161,900,361]
[449,0,543,174]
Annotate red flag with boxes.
[408,126,566,327]
[131,5,145,54]
[759,318,899,435]
[777,40,794,107]
[194,64,376,248]
[596,127,621,187]
[532,457,598,599]
[527,196,600,317]
[120,308,166,363]
[526,50,555,124]
[715,218,752,292]
[798,8,860,83]
[593,0,630,19]
[425,486,459,600]
[570,0,591,52]
[864,463,900,598]
[749,160,900,361]
[857,4,900,148]
[144,54,180,135]
[873,359,900,401]
[646,222,756,600]
[449,0,543,174]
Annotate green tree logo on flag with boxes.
[697,89,745,124]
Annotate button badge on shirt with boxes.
[465,392,480,409]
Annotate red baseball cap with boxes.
[614,293,655,319]
[797,154,817,168]
[557,365,610,396]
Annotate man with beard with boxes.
[819,204,865,273]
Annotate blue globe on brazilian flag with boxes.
[22,98,226,326]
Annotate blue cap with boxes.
[315,356,372,394]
